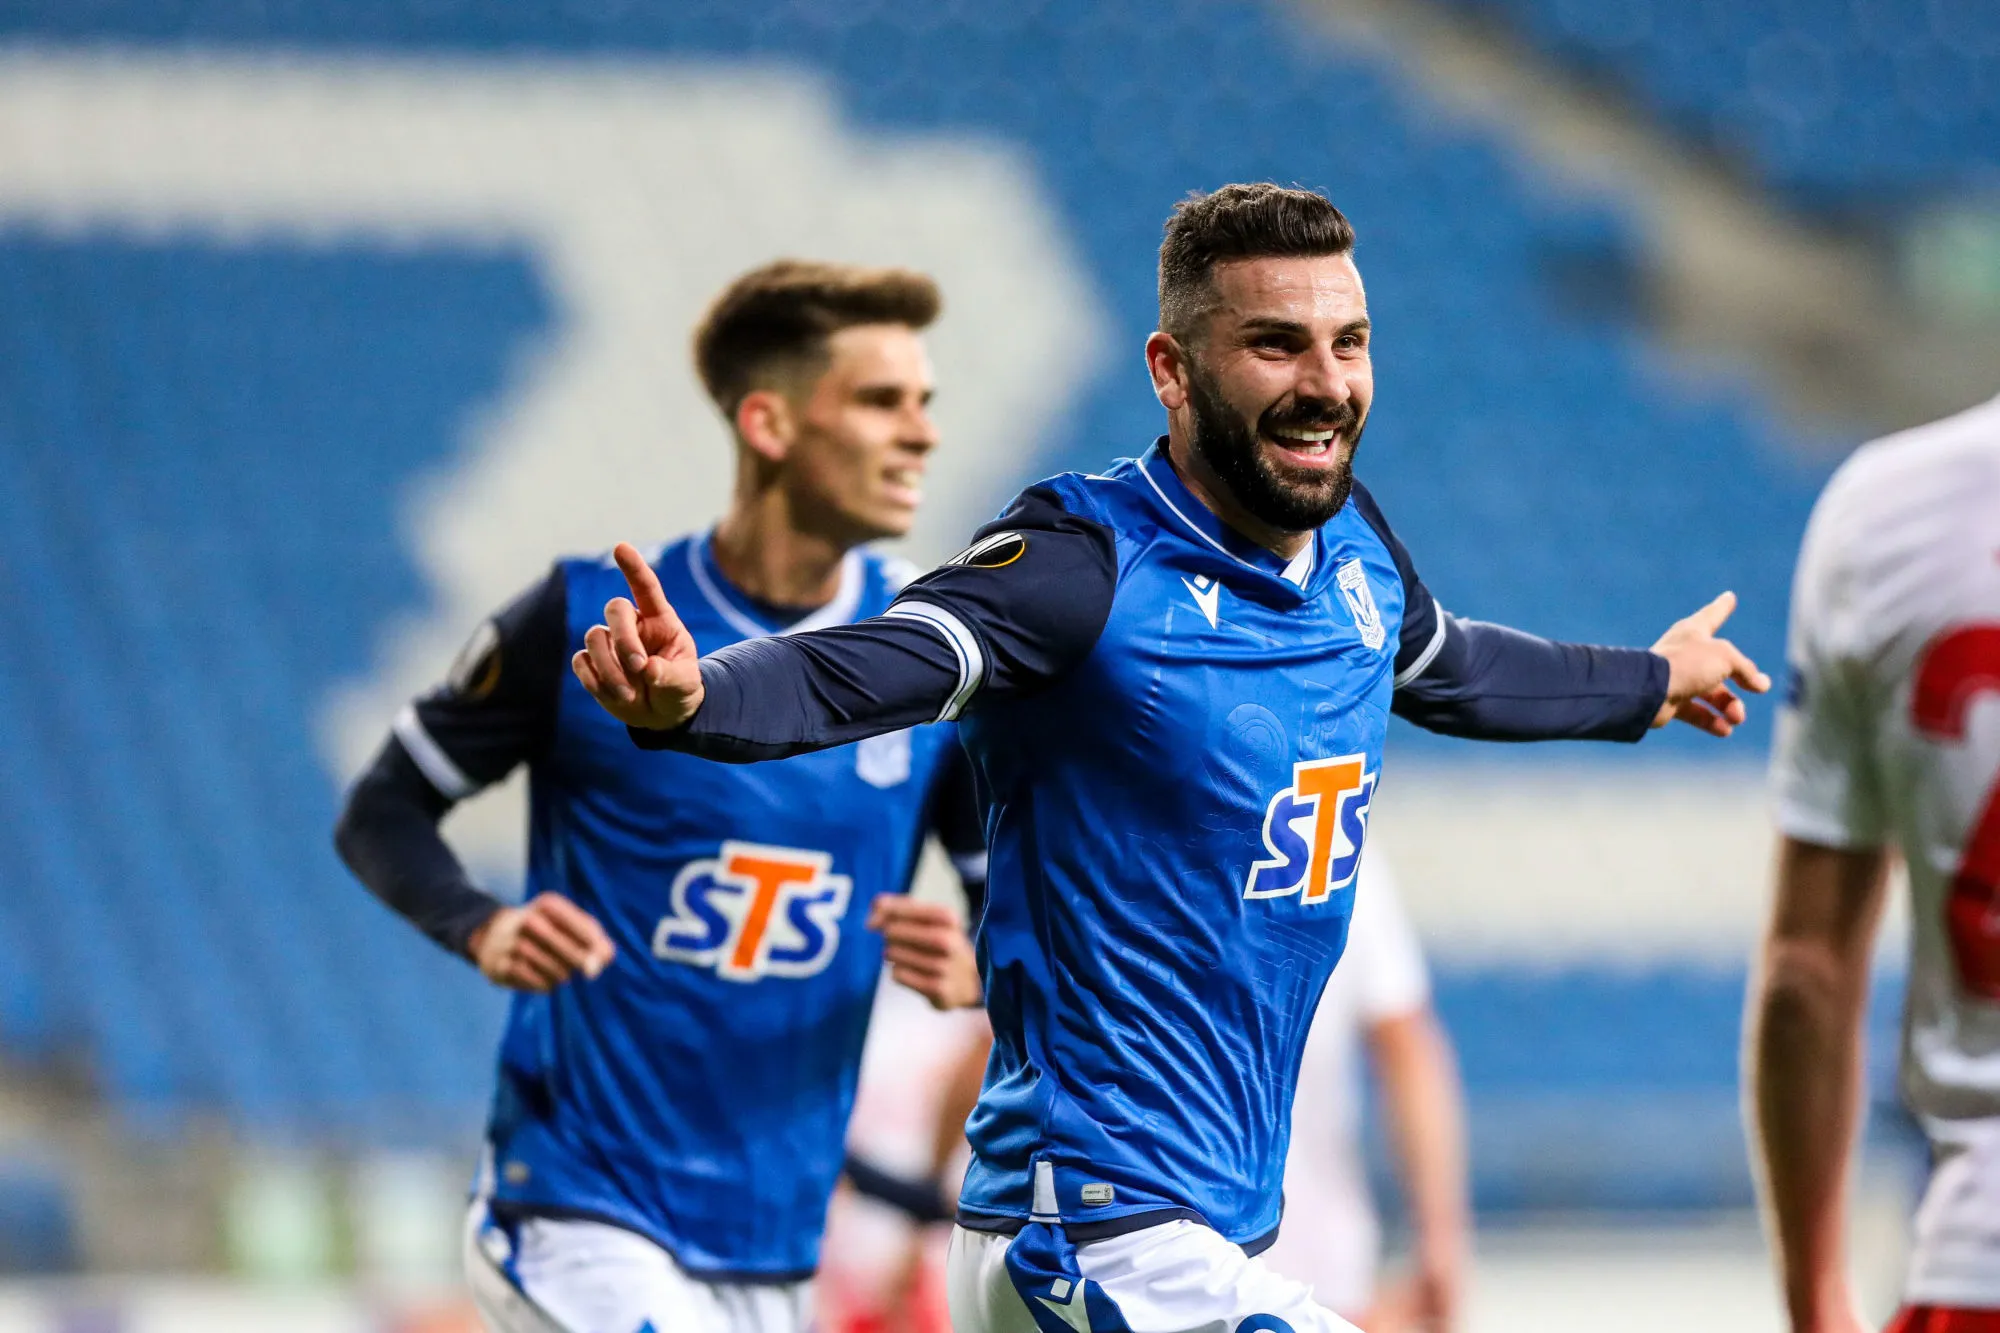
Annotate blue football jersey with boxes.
[624,442,1667,1255]
[947,450,1402,1244]
[401,534,970,1280]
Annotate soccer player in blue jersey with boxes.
[335,260,987,1333]
[573,186,1771,1333]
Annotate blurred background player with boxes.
[1754,391,2000,1333]
[334,259,986,1333]
[1260,855,1469,1333]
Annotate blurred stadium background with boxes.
[0,0,1995,1327]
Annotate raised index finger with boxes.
[613,542,673,619]
[1687,590,1738,636]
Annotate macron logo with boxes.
[1181,575,1220,629]
[1037,1280,1092,1333]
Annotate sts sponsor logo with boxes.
[654,841,851,982]
[1243,754,1376,905]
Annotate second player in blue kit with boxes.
[337,260,986,1333]
[576,186,1772,1333]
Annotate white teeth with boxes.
[1273,429,1336,443]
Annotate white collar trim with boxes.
[1139,455,1260,573]
[686,538,865,641]
[1141,454,1317,585]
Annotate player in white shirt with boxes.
[1756,392,2000,1333]
[1259,856,1469,1333]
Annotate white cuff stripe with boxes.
[392,704,480,802]
[950,850,990,883]
[1393,609,1450,689]
[886,601,986,722]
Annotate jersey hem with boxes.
[485,1199,815,1286]
[953,1205,1281,1255]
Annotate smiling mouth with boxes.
[883,467,925,502]
[1264,427,1341,458]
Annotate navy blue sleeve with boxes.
[334,742,504,957]
[1349,482,1668,743]
[926,740,988,923]
[632,486,1118,761]
[333,567,567,957]
[400,566,568,790]
[843,1152,951,1224]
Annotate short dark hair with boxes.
[692,259,942,416]
[1158,184,1356,340]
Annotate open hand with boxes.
[468,893,616,992]
[572,542,705,730]
[869,897,982,1010]
[1650,591,1772,736]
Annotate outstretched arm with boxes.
[1349,483,1767,742]
[574,487,1119,760]
[1394,591,1770,742]
[1747,836,1887,1333]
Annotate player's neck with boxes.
[1164,431,1313,561]
[710,494,849,612]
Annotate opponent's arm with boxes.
[1366,1007,1469,1333]
[1351,483,1767,742]
[1752,467,1898,1333]
[575,487,1118,760]
[1748,837,1888,1333]
[334,569,614,989]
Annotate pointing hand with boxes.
[1650,591,1772,736]
[572,542,706,730]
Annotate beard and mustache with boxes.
[1183,356,1365,533]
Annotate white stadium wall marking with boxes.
[0,50,1109,883]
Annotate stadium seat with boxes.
[1444,0,2000,215]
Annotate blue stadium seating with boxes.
[0,0,1844,1208]
[1445,0,2000,214]
[1421,965,1910,1213]
[0,239,541,1137]
[0,1154,79,1274]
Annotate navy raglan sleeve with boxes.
[632,485,1118,762]
[333,567,567,956]
[1349,483,1669,742]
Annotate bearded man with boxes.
[574,184,1767,1333]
